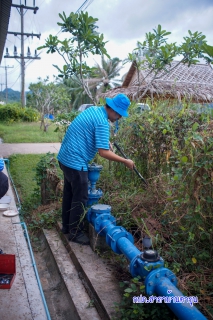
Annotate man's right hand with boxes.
[124,159,135,170]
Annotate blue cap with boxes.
[106,93,130,117]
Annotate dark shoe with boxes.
[61,227,69,234]
[69,231,90,245]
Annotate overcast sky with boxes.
[1,0,213,92]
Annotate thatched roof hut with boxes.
[100,60,213,103]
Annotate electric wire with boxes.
[76,0,90,13]
[3,0,42,91]
[3,0,95,90]
[7,54,42,89]
[9,73,22,89]
[84,0,94,11]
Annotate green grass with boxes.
[8,154,43,201]
[0,122,60,143]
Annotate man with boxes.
[0,159,9,199]
[57,93,135,245]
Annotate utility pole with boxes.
[0,65,14,103]
[0,82,5,103]
[4,1,41,106]
[0,83,5,93]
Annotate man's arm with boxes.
[98,148,135,170]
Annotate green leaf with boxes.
[119,282,125,288]
[202,43,213,57]
[192,257,197,264]
[192,122,199,131]
[193,133,204,144]
[181,156,188,163]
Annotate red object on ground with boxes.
[0,254,16,289]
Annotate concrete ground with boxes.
[0,143,61,319]
[0,165,48,320]
[0,142,61,158]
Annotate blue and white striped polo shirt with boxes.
[57,106,110,171]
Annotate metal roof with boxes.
[0,0,12,64]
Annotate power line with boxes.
[76,0,94,13]
[84,0,94,11]
[76,0,88,13]
[4,1,41,106]
[0,64,20,76]
[9,73,22,89]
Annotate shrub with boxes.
[0,103,39,122]
[108,104,213,271]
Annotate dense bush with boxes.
[112,105,212,267]
[99,103,213,319]
[0,103,39,122]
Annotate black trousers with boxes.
[59,162,88,233]
[0,172,9,199]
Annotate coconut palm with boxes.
[62,56,123,107]
[93,56,123,93]
[62,77,95,109]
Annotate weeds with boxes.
[113,276,176,320]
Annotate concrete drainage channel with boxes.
[33,225,121,320]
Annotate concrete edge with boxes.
[56,222,121,320]
[43,228,101,320]
[12,222,48,320]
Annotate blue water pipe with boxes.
[3,158,51,320]
[87,203,207,319]
[87,162,103,206]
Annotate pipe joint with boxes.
[87,204,115,235]
[87,189,103,206]
[106,226,134,254]
[130,254,164,279]
[145,267,177,295]
[95,214,116,235]
[87,204,112,224]
[87,163,103,206]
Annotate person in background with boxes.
[0,159,9,199]
[58,93,135,245]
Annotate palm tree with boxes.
[61,56,123,107]
[93,56,123,93]
[62,77,95,109]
